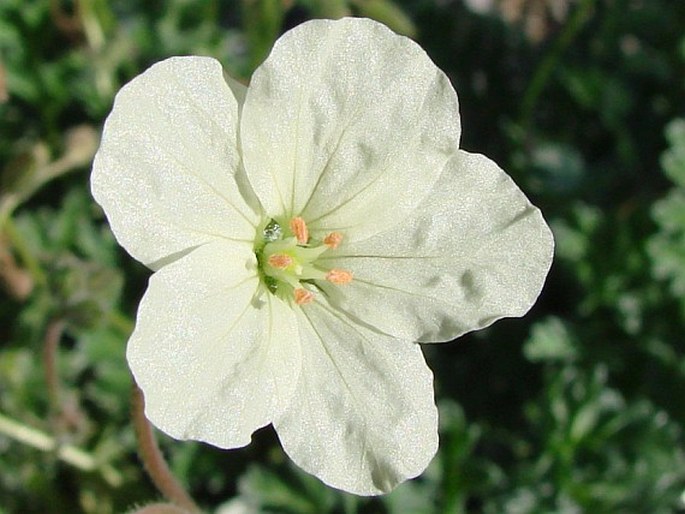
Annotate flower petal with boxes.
[319,151,554,342]
[91,56,259,270]
[127,239,300,448]
[274,300,438,495]
[240,18,460,241]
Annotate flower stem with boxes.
[43,317,89,437]
[43,318,66,414]
[131,384,201,513]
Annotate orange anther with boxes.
[290,217,309,244]
[294,288,315,305]
[267,253,293,269]
[326,269,353,285]
[323,232,343,249]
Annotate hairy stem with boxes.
[131,384,201,513]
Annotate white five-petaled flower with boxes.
[91,18,553,495]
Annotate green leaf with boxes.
[662,119,685,187]
[524,316,578,362]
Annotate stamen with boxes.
[294,288,315,305]
[326,269,353,285]
[267,253,293,269]
[257,217,353,305]
[323,232,343,249]
[290,217,309,245]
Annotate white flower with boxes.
[91,17,553,495]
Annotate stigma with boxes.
[256,217,352,306]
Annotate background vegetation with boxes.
[1,0,685,512]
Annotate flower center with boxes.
[254,217,351,305]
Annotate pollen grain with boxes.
[267,253,293,269]
[324,232,343,249]
[326,269,353,285]
[290,217,309,244]
[294,288,315,305]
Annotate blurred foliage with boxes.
[650,119,685,309]
[2,0,685,512]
